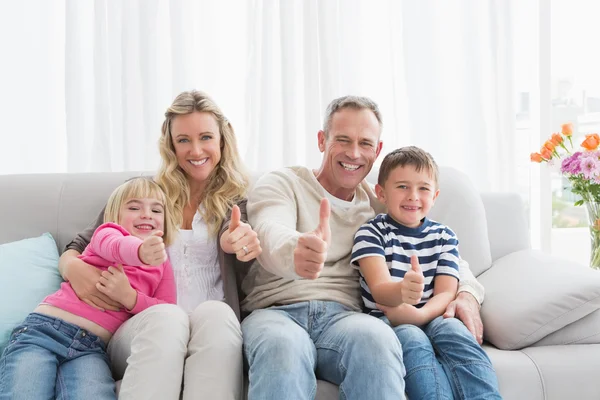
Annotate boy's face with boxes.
[376,164,439,228]
[119,197,166,240]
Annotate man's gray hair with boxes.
[323,95,383,136]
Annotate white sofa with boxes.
[2,167,600,400]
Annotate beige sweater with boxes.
[241,166,485,313]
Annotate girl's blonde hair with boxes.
[156,90,249,236]
[104,177,177,246]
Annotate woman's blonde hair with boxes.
[156,90,249,236]
[104,177,177,246]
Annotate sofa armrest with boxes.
[480,192,530,262]
[479,249,600,350]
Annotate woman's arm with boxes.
[59,207,121,311]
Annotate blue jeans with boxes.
[0,313,116,400]
[242,301,406,400]
[390,316,502,400]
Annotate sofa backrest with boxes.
[0,166,492,276]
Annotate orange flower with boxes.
[550,133,564,146]
[530,152,544,163]
[540,147,552,160]
[595,219,600,231]
[544,140,556,152]
[581,133,600,151]
[561,123,573,136]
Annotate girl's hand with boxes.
[96,265,137,310]
[221,205,262,262]
[138,231,167,266]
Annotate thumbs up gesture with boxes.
[225,205,262,262]
[398,255,425,305]
[138,231,167,266]
[294,198,331,279]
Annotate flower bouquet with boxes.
[530,123,600,269]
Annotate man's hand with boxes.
[63,254,121,311]
[138,231,167,266]
[224,205,262,262]
[398,255,425,305]
[293,198,331,279]
[96,265,137,310]
[444,291,483,344]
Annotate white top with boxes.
[167,210,224,314]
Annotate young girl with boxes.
[0,177,177,400]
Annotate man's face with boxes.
[317,108,382,199]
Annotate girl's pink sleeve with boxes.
[129,260,177,314]
[89,223,144,266]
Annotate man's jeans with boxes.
[390,316,502,400]
[242,301,406,400]
[0,313,116,400]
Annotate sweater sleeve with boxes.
[64,206,106,254]
[88,223,144,266]
[457,258,485,304]
[247,171,302,279]
[129,260,177,314]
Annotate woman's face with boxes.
[171,111,222,188]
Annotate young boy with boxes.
[351,146,501,400]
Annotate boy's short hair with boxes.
[103,177,177,246]
[377,146,439,187]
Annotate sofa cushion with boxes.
[479,249,600,350]
[0,233,62,353]
[533,308,600,346]
[427,167,493,277]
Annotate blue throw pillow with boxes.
[0,233,62,353]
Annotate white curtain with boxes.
[0,0,515,192]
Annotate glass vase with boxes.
[586,201,600,269]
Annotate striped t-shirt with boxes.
[351,213,460,317]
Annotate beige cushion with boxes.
[479,249,600,350]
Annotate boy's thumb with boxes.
[229,205,241,233]
[410,255,422,274]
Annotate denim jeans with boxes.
[0,313,116,400]
[242,301,406,400]
[390,316,502,400]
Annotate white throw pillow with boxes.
[479,249,600,350]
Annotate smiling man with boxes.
[240,96,485,400]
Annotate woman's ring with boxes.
[242,245,249,255]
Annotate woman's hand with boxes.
[60,250,121,311]
[220,205,262,262]
[96,265,137,311]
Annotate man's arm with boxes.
[457,258,485,304]
[247,171,303,279]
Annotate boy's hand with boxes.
[398,255,425,305]
[139,231,167,266]
[294,198,331,279]
[377,303,427,327]
[96,265,137,310]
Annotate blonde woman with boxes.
[58,90,261,400]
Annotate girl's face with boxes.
[119,197,165,240]
[171,111,222,190]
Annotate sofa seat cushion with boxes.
[479,249,600,350]
[0,233,62,353]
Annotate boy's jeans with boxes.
[390,316,502,400]
[0,313,115,400]
[242,300,406,400]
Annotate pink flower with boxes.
[561,152,582,175]
[580,156,600,180]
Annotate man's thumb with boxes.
[229,205,241,233]
[443,301,456,319]
[315,198,331,240]
[410,255,422,274]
